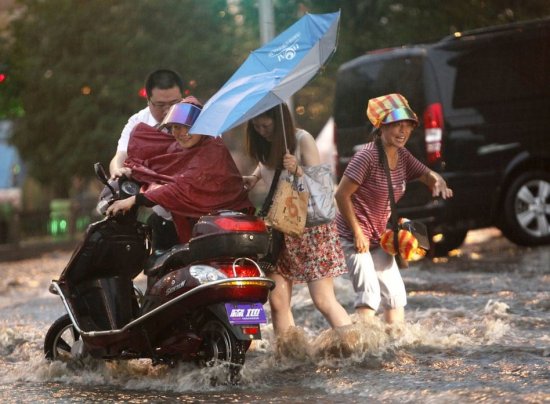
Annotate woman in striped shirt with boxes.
[335,94,453,324]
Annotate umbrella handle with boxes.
[280,104,289,152]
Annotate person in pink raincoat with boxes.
[106,101,253,243]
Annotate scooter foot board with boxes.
[225,303,267,325]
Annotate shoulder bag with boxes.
[257,168,283,269]
[376,139,430,268]
[266,170,309,237]
[302,163,336,227]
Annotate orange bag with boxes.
[380,219,427,261]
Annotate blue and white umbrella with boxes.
[189,11,341,136]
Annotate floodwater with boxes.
[0,228,549,403]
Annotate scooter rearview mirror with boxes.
[94,162,116,196]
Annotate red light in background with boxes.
[138,87,147,98]
[0,74,6,83]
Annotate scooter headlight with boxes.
[189,265,227,284]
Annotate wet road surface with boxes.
[0,228,549,403]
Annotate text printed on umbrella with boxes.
[269,33,301,62]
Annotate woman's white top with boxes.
[259,128,309,185]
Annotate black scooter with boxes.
[44,163,274,378]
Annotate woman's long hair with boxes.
[245,103,296,169]
[369,126,380,142]
[370,126,384,167]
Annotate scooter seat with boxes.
[144,244,192,278]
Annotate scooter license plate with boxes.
[225,303,267,325]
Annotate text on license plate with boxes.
[225,303,267,325]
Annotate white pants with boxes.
[340,238,407,311]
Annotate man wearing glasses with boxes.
[109,69,186,179]
[109,69,199,251]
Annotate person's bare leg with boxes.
[268,273,295,335]
[356,306,376,321]
[308,278,351,328]
[384,307,404,324]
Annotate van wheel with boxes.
[500,171,550,246]
[431,229,468,257]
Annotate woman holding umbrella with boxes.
[243,103,352,337]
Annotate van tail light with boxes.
[423,103,444,165]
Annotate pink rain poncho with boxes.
[125,123,252,242]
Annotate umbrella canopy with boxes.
[189,11,340,136]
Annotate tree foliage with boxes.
[7,0,241,194]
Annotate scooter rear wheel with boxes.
[44,314,81,361]
[199,318,247,367]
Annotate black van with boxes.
[333,18,550,255]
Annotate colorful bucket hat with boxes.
[366,93,419,128]
[161,101,202,128]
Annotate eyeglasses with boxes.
[148,98,182,109]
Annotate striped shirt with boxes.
[336,142,429,246]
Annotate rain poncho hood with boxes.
[125,123,252,242]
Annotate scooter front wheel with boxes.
[44,314,81,361]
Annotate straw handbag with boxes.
[266,174,309,237]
